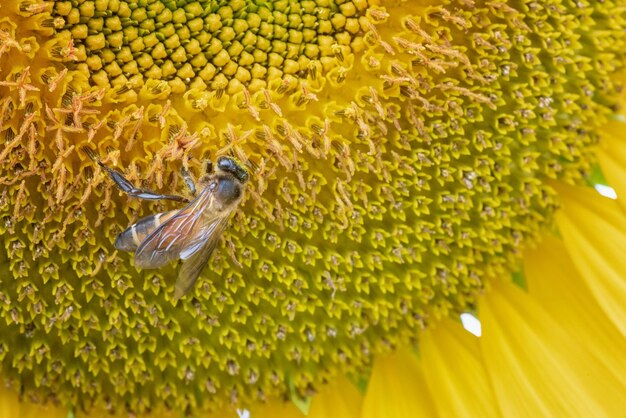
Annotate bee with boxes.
[87,149,249,299]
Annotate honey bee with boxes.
[87,149,249,299]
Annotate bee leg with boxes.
[99,163,190,203]
[181,166,196,196]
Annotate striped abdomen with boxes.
[115,211,177,252]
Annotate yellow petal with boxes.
[249,399,304,418]
[524,235,626,386]
[309,375,362,418]
[480,280,626,417]
[555,183,626,338]
[0,386,66,418]
[597,119,626,206]
[361,348,436,418]
[420,320,499,418]
[239,375,361,418]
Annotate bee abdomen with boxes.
[114,211,175,252]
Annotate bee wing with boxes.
[174,217,229,299]
[134,186,218,269]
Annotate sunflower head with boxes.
[0,0,624,414]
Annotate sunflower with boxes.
[1,0,626,416]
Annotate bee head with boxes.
[216,156,249,184]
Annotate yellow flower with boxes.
[1,0,626,416]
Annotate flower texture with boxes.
[0,0,625,416]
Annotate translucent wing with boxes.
[134,186,218,269]
[173,217,228,299]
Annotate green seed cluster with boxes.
[52,0,368,95]
[0,0,624,415]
